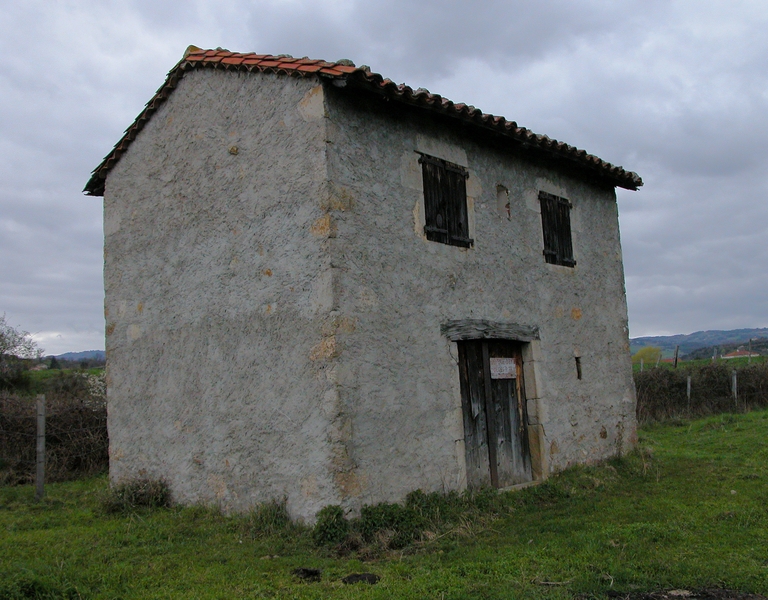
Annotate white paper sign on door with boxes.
[490,357,516,379]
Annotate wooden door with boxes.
[458,339,532,488]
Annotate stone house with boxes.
[85,48,642,520]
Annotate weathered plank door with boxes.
[458,340,532,488]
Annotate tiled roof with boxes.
[84,47,643,195]
[723,350,760,358]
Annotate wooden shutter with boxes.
[539,191,575,267]
[421,157,449,245]
[420,154,473,248]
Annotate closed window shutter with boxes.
[539,191,575,267]
[446,165,472,247]
[422,159,449,245]
[540,193,558,263]
[556,198,575,266]
[420,154,473,248]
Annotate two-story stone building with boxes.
[85,48,642,520]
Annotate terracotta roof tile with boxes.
[84,48,643,195]
[296,64,323,73]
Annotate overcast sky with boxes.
[1,0,767,355]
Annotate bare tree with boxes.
[0,314,43,389]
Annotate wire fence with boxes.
[0,381,107,488]
[634,362,768,423]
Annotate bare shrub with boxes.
[635,363,768,423]
[0,371,107,485]
[0,391,35,485]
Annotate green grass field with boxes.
[2,411,768,599]
[23,367,104,395]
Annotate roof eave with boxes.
[340,71,642,191]
[84,52,643,196]
[83,61,188,196]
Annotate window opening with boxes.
[419,154,473,248]
[575,356,582,380]
[539,191,575,267]
[496,185,510,219]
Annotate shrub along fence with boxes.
[634,362,768,423]
[0,372,107,488]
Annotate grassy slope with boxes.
[2,411,768,599]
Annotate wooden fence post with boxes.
[640,358,644,373]
[687,375,691,412]
[35,394,45,502]
[732,370,738,405]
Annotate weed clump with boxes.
[312,487,516,554]
[358,501,423,548]
[240,499,296,539]
[101,478,172,514]
[313,505,349,546]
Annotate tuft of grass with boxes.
[517,478,572,506]
[238,498,301,540]
[100,477,172,514]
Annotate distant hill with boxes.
[630,328,768,357]
[53,350,106,361]
[685,338,768,360]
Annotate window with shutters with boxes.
[539,191,575,267]
[419,154,473,248]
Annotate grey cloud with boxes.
[236,0,655,81]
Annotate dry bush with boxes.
[635,363,768,423]
[0,372,107,485]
